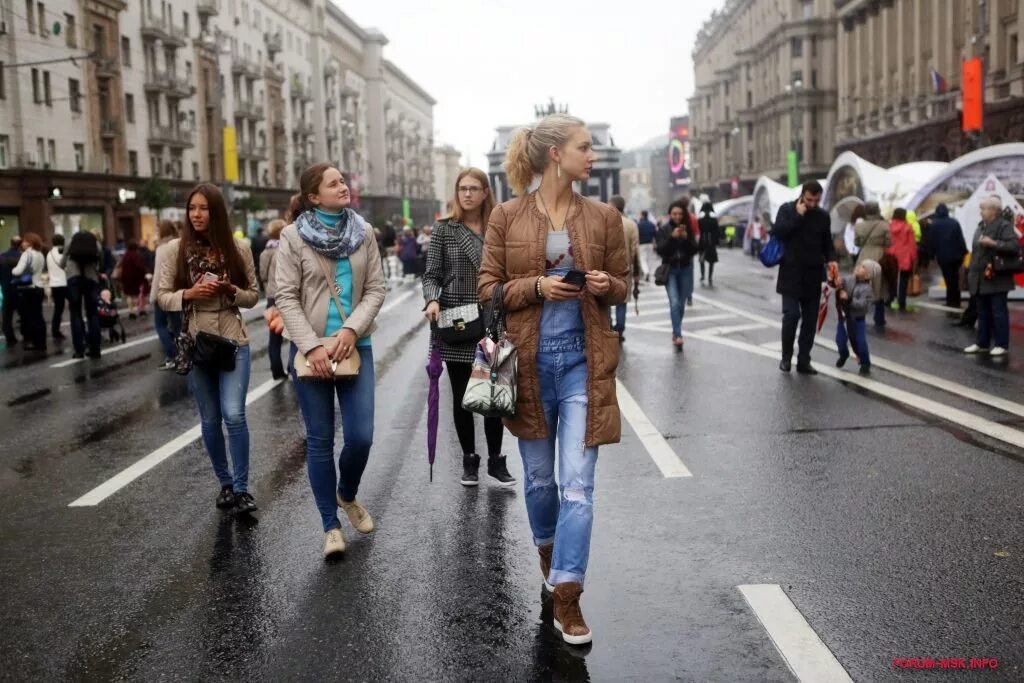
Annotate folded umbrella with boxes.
[633,277,640,315]
[816,284,832,334]
[425,341,444,482]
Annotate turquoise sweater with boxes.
[317,208,371,347]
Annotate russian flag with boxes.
[930,66,948,94]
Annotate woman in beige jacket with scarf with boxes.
[156,184,260,513]
[274,163,386,559]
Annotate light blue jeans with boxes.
[188,344,252,493]
[665,264,695,337]
[518,343,598,587]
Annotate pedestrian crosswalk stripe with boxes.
[616,379,692,478]
[739,584,853,682]
[697,322,770,336]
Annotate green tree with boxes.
[141,176,173,219]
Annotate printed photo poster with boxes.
[957,174,1024,287]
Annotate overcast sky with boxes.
[341,0,724,167]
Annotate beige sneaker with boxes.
[337,492,374,534]
[323,528,346,558]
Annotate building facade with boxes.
[0,0,436,246]
[689,0,838,200]
[835,0,1024,164]
[432,144,462,217]
[486,111,621,204]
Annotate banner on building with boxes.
[961,57,983,132]
[223,127,239,183]
[668,116,690,188]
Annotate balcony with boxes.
[196,0,219,17]
[265,31,282,57]
[274,140,288,158]
[144,71,195,99]
[148,125,195,148]
[94,56,120,79]
[326,98,337,111]
[100,119,122,138]
[234,100,265,121]
[141,12,187,47]
[237,140,268,160]
[295,120,315,137]
[231,56,263,80]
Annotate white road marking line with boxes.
[50,301,268,369]
[916,301,964,314]
[739,584,853,683]
[628,322,675,333]
[68,378,285,507]
[687,330,1024,450]
[379,288,415,315]
[698,322,770,336]
[616,379,692,478]
[694,293,1024,420]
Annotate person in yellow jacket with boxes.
[906,209,922,243]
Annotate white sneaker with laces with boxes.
[990,346,1008,357]
[323,528,346,558]
[963,344,989,354]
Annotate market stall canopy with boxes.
[750,177,800,227]
[905,143,1024,218]
[713,195,753,226]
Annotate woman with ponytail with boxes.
[478,113,629,646]
[274,163,386,559]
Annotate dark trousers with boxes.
[976,292,1010,349]
[781,293,820,366]
[873,300,887,327]
[896,269,912,310]
[67,276,101,355]
[699,257,715,283]
[939,261,962,308]
[17,286,46,348]
[750,239,762,260]
[611,303,627,333]
[836,317,870,366]
[446,360,504,457]
[2,286,18,343]
[267,330,285,377]
[50,286,67,337]
[153,302,181,360]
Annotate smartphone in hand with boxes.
[562,269,587,289]
[200,272,219,284]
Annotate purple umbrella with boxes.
[425,341,444,481]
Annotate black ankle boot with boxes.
[487,454,517,487]
[460,454,480,487]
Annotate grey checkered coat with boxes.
[422,219,486,364]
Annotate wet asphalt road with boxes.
[1,256,1023,682]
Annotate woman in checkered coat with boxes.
[423,168,514,488]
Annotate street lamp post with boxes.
[784,79,803,187]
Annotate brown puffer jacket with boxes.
[478,192,629,447]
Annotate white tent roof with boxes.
[751,176,800,224]
[905,143,1024,211]
[713,195,753,220]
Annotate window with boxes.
[31,68,40,103]
[0,135,9,168]
[792,70,803,86]
[36,138,44,164]
[65,13,76,47]
[0,63,5,99]
[791,37,803,58]
[121,36,131,67]
[192,161,199,180]
[182,11,189,36]
[125,93,135,122]
[802,0,813,19]
[811,69,818,88]
[811,35,817,58]
[37,3,46,35]
[47,139,55,167]
[25,0,35,33]
[128,151,138,176]
[43,71,51,106]
[73,143,84,171]
[69,78,81,112]
[747,90,752,108]
[1011,34,1019,65]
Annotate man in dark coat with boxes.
[1,236,23,346]
[773,181,837,374]
[925,203,968,308]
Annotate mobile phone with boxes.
[562,269,587,289]
[200,272,219,284]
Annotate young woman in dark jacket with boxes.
[655,200,698,349]
[422,167,513,487]
[697,202,720,286]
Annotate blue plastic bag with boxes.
[759,233,785,268]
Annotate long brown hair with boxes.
[297,162,335,214]
[447,167,494,226]
[174,183,249,290]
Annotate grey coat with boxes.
[839,275,873,318]
[967,217,1020,295]
[422,219,485,364]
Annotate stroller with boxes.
[97,288,127,344]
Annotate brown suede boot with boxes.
[552,582,592,645]
[538,543,554,592]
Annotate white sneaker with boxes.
[323,528,346,558]
[963,344,989,354]
[990,346,1008,357]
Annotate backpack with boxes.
[67,231,100,267]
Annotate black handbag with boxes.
[992,249,1024,275]
[431,303,485,345]
[654,263,670,286]
[193,331,239,371]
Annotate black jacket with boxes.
[773,201,836,299]
[698,215,720,262]
[925,204,968,265]
[654,221,698,267]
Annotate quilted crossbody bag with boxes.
[431,302,484,344]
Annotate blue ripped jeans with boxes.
[518,340,598,587]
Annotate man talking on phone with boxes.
[772,181,837,374]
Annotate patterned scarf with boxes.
[185,240,226,284]
[295,208,367,259]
